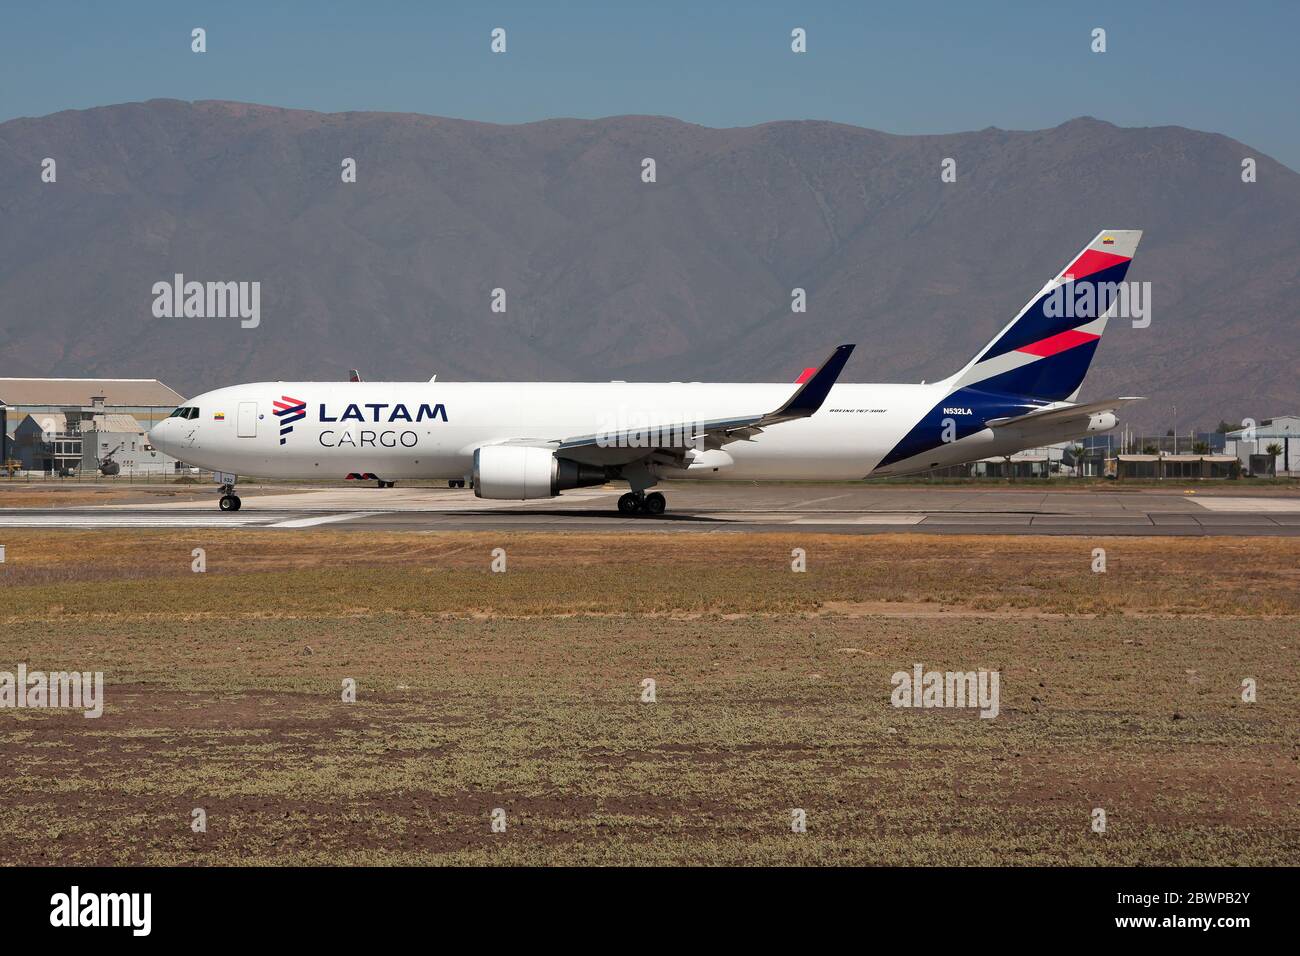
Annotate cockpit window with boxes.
[167,406,200,420]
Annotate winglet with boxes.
[763,344,854,425]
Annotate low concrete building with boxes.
[11,414,83,474]
[975,442,1075,478]
[1108,454,1239,480]
[973,454,1051,479]
[79,413,182,476]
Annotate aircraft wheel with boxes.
[219,494,241,512]
[618,492,642,515]
[643,492,666,515]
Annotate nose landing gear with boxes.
[617,491,666,516]
[217,476,241,512]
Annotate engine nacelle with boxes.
[1087,412,1118,432]
[472,445,609,500]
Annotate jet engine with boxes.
[1087,412,1117,432]
[473,445,610,500]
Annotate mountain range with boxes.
[1,99,1296,432]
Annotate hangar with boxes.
[1222,416,1299,476]
[1,378,185,475]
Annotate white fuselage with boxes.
[147,380,1102,485]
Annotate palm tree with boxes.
[1263,443,1283,478]
[1070,445,1086,477]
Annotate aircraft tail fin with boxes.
[946,230,1142,401]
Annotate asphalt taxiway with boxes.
[3,485,1300,535]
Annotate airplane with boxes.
[148,230,1142,514]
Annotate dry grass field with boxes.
[1,530,1297,865]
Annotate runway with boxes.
[3,485,1300,534]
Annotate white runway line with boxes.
[110,488,619,512]
[266,512,380,528]
[1192,497,1300,512]
[713,511,926,525]
[713,512,803,523]
[783,493,853,510]
[791,513,925,525]
[0,514,276,527]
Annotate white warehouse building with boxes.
[1223,416,1299,476]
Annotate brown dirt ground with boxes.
[0,531,1296,865]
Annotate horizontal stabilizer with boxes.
[985,396,1144,429]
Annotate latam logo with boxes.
[273,395,307,445]
[319,403,447,423]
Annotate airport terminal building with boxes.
[1,377,186,475]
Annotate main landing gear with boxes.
[618,491,666,516]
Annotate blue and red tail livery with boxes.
[877,230,1142,469]
[948,230,1141,400]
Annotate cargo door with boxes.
[237,402,258,438]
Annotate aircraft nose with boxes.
[147,420,170,450]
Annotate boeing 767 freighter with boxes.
[148,230,1142,514]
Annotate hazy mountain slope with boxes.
[1,100,1296,430]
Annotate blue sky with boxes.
[2,1,1297,169]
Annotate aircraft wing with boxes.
[553,344,854,465]
[985,396,1144,430]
